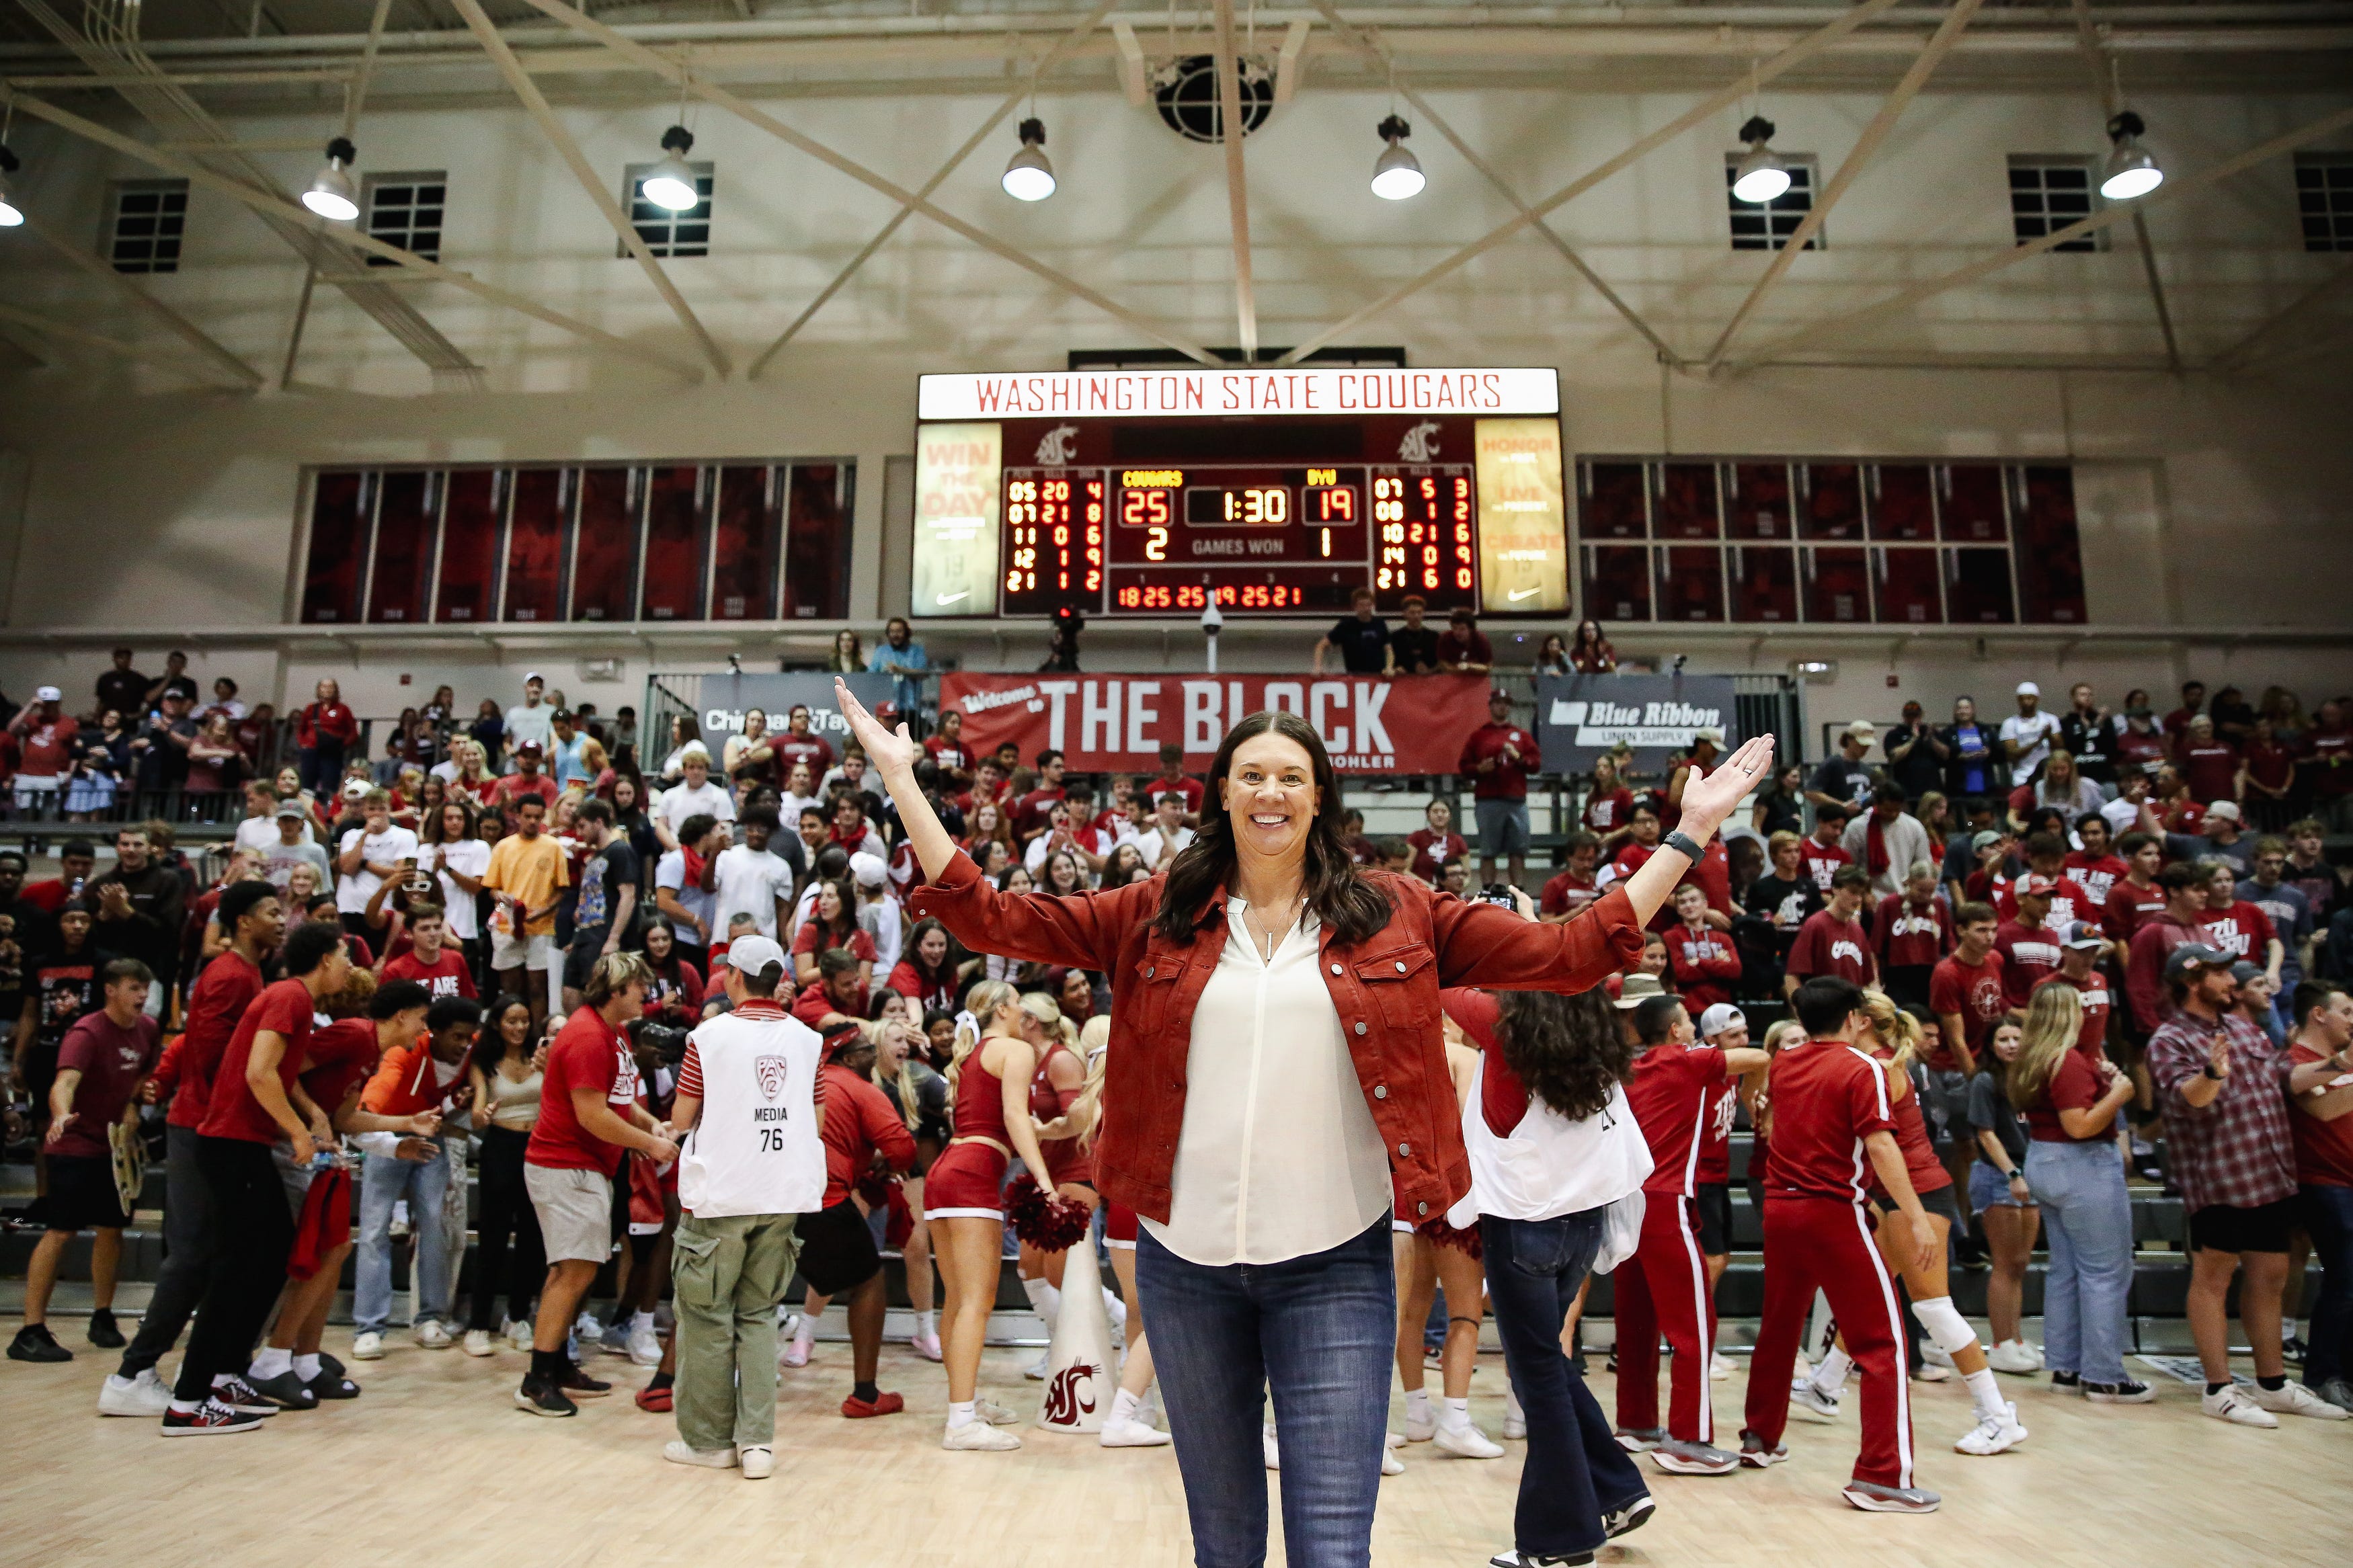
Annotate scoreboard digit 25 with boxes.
[910,367,1569,618]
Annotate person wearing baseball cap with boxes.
[664,933,828,1471]
[503,673,555,765]
[7,684,80,811]
[1999,682,2063,788]
[1807,723,1877,819]
[2030,921,2115,1061]
[490,738,559,829]
[1461,684,1536,889]
[1993,875,2065,1007]
[2147,941,2352,1426]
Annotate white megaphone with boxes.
[1035,1241,1117,1434]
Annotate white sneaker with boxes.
[415,1320,452,1350]
[779,1333,813,1369]
[351,1331,385,1361]
[2202,1386,2280,1428]
[98,1368,173,1417]
[2250,1382,2349,1421]
[505,1318,534,1351]
[1099,1416,1173,1448]
[1103,1287,1127,1329]
[1502,1389,1526,1440]
[1023,1352,1049,1380]
[976,1397,1020,1426]
[1954,1403,2029,1455]
[943,1419,1022,1450]
[1435,1421,1506,1459]
[1920,1341,1956,1369]
[913,1331,943,1363]
[739,1445,775,1478]
[1710,1351,1734,1381]
[463,1329,494,1358]
[1915,1362,1952,1383]
[1263,1421,1281,1471]
[1789,1380,1842,1421]
[663,1440,737,1469]
[1399,1409,1437,1442]
[1985,1339,2040,1375]
[627,1323,663,1366]
[1381,1446,1404,1476]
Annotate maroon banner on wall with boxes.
[936,672,1494,775]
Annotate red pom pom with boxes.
[1005,1173,1093,1251]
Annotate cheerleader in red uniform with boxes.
[1391,1001,1503,1460]
[923,980,1058,1450]
[1081,1014,1172,1448]
[1014,989,1094,1371]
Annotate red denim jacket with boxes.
[908,850,1643,1227]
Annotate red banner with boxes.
[936,673,1493,776]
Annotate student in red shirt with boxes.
[2198,860,2282,982]
[1582,753,1636,835]
[7,686,81,801]
[1614,993,1769,1469]
[2175,715,2240,806]
[1784,866,1877,998]
[1406,798,1470,887]
[922,708,974,786]
[1145,742,1205,820]
[1798,804,1853,895]
[2032,927,2115,1061]
[1010,749,1068,843]
[795,1026,918,1419]
[1539,832,1603,923]
[771,704,836,782]
[491,741,561,827]
[1459,686,1537,888]
[1873,863,1955,1010]
[2102,831,2168,947]
[2063,814,2130,912]
[2123,862,2212,1038]
[1661,883,1742,1014]
[380,903,477,1000]
[102,880,285,1411]
[2284,981,2353,1405]
[518,950,677,1418]
[1742,977,1943,1511]
[166,921,352,1434]
[294,677,360,798]
[1993,877,2064,1008]
[1929,903,2005,1079]
[1993,833,2096,934]
[1606,800,1665,884]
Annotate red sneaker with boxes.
[841,1391,906,1418]
[635,1383,674,1413]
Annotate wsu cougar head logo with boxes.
[754,1056,791,1101]
[1041,1360,1101,1426]
[1398,420,1441,463]
[1035,423,1080,465]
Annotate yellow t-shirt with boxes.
[483,833,571,937]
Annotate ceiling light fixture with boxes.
[0,145,22,228]
[1731,115,1791,204]
[1370,114,1424,201]
[1002,118,1056,202]
[301,136,360,221]
[641,125,702,213]
[2100,110,2163,201]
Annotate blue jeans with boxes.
[2024,1139,2133,1384]
[1138,1219,1394,1568]
[1482,1210,1648,1559]
[2299,1183,2353,1389]
[355,1142,452,1332]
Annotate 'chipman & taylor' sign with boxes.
[1535,675,1740,772]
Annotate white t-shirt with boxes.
[859,893,903,973]
[1138,826,1196,867]
[1998,711,2063,786]
[424,837,493,941]
[711,844,795,941]
[659,779,737,838]
[337,823,420,914]
[779,791,825,829]
[504,700,555,758]
[656,848,718,944]
[234,815,305,855]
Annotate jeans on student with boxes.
[2025,1138,2135,1385]
[1480,1209,1648,1560]
[2299,1183,2353,1390]
[355,1140,452,1332]
[1138,1219,1394,1568]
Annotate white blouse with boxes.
[1142,899,1393,1268]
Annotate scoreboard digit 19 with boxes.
[910,367,1570,619]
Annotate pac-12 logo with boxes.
[754,1056,791,1101]
[1041,1360,1101,1426]
[1398,421,1441,462]
[1035,423,1080,464]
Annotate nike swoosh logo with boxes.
[1507,587,1542,602]
[934,591,971,606]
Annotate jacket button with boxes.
[1330,962,1342,975]
[1373,1085,1388,1100]
[1395,960,1406,973]
[1145,965,1155,978]
[1353,1021,1367,1036]
[1417,1201,1429,1215]
[1397,1142,1410,1157]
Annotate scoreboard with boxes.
[910,368,1570,618]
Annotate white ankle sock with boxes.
[1405,1387,1433,1422]
[1964,1367,2005,1420]
[631,1311,655,1332]
[947,1399,977,1430]
[915,1310,936,1337]
[211,1373,240,1390]
[249,1347,292,1380]
[169,1398,202,1415]
[294,1353,322,1382]
[1441,1395,1472,1430]
[1109,1388,1142,1424]
[1812,1348,1853,1393]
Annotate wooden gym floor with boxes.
[1,1329,2346,1568]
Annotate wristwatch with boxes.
[1663,830,1707,861]
[2200,1063,2224,1081]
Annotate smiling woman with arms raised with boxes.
[836,678,1770,1568]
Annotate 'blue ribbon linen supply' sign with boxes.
[1534,675,1741,774]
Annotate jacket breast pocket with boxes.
[1354,946,1437,1030]
[1130,950,1187,1034]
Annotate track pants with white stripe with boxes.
[1743,1195,1914,1489]
[1611,1193,1718,1444]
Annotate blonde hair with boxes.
[1073,1014,1111,1149]
[1760,1018,1804,1055]
[951,979,1023,1094]
[1860,988,1923,1073]
[2007,984,2083,1111]
[871,1019,923,1135]
[1767,829,1803,862]
[1018,989,1076,1052]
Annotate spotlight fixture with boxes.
[1002,118,1055,202]
[301,137,360,221]
[0,145,21,228]
[2100,110,2163,201]
[1730,115,1791,204]
[641,125,702,213]
[1370,114,1424,201]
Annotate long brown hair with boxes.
[1152,710,1392,947]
